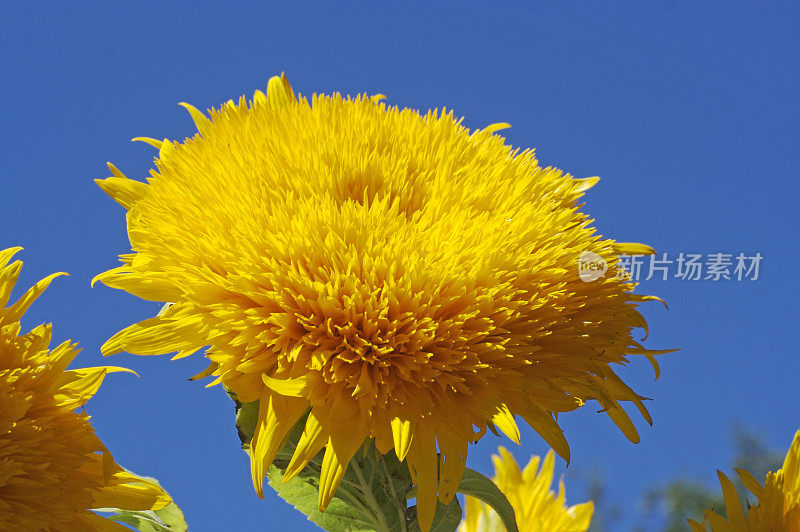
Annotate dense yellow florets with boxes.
[0,248,170,531]
[95,74,667,531]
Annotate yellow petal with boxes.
[601,400,640,444]
[437,431,467,503]
[93,479,172,510]
[249,390,308,497]
[536,450,556,492]
[495,446,523,486]
[261,373,309,398]
[102,447,114,485]
[573,176,600,193]
[266,72,296,108]
[717,470,745,528]
[0,246,23,270]
[284,408,330,482]
[94,177,147,210]
[482,122,511,135]
[252,89,267,106]
[491,403,521,444]
[82,455,171,512]
[460,495,484,532]
[317,423,365,511]
[101,315,205,357]
[627,293,669,309]
[613,242,656,256]
[92,267,182,302]
[406,421,438,532]
[189,361,218,381]
[391,413,415,462]
[1,272,66,327]
[131,136,163,149]
[687,519,707,532]
[78,512,134,531]
[0,255,23,308]
[373,425,394,456]
[518,402,571,464]
[92,478,171,513]
[95,163,148,209]
[734,467,764,500]
[158,138,173,160]
[780,429,800,495]
[570,500,594,529]
[179,102,212,134]
[53,366,137,408]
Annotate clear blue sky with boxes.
[1,2,798,530]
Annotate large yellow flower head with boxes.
[95,73,666,530]
[0,248,171,531]
[460,447,593,532]
[689,429,800,532]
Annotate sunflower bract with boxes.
[95,74,667,531]
[0,248,171,531]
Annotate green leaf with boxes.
[268,436,413,531]
[429,497,463,532]
[268,464,379,532]
[226,393,465,532]
[99,475,187,532]
[226,390,415,531]
[225,386,260,449]
[235,398,260,449]
[408,497,462,532]
[104,501,187,532]
[457,468,518,532]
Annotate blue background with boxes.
[1,2,798,530]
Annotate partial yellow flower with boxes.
[95,73,667,531]
[688,429,800,532]
[460,447,592,532]
[0,248,171,531]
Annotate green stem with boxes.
[369,448,408,532]
[333,483,376,524]
[352,457,393,532]
[298,461,375,520]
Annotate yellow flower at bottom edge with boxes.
[94,73,670,531]
[688,429,800,532]
[0,248,171,531]
[460,447,592,532]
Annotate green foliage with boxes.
[229,392,517,532]
[407,497,463,532]
[232,392,414,531]
[730,425,784,482]
[268,462,390,532]
[581,468,621,532]
[457,468,519,532]
[268,420,410,532]
[235,398,260,449]
[584,426,785,532]
[102,494,187,532]
[640,426,783,531]
[640,479,721,532]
